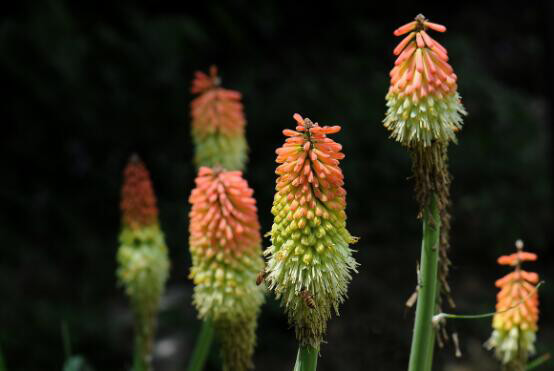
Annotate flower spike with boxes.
[264,114,358,348]
[384,14,466,147]
[188,167,264,371]
[486,240,540,368]
[117,155,170,371]
[190,66,248,171]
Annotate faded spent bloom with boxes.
[117,155,169,370]
[264,113,358,347]
[486,240,540,368]
[190,66,248,171]
[384,14,466,147]
[188,167,264,370]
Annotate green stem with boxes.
[61,321,72,360]
[423,321,436,371]
[187,320,215,371]
[408,195,440,371]
[433,281,544,322]
[527,353,551,370]
[293,344,319,371]
[132,310,155,371]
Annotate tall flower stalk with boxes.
[383,14,466,371]
[117,155,170,371]
[486,240,540,370]
[187,66,262,370]
[190,66,248,171]
[264,113,358,370]
[188,167,265,370]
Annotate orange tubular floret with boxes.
[393,21,417,36]
[189,167,260,255]
[424,21,447,33]
[393,32,415,56]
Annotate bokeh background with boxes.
[1,1,553,370]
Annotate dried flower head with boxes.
[486,240,540,368]
[117,155,169,371]
[264,113,358,347]
[384,14,466,147]
[188,167,264,370]
[190,66,248,170]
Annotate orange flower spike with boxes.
[384,14,466,147]
[188,167,265,371]
[486,240,540,367]
[190,66,248,170]
[264,114,358,348]
[117,155,169,371]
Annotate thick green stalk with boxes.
[408,195,441,371]
[187,320,214,371]
[527,353,551,370]
[132,305,156,371]
[293,344,319,371]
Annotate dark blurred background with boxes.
[1,1,553,370]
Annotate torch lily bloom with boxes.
[117,155,169,371]
[384,14,466,147]
[486,240,540,368]
[190,66,248,171]
[188,167,264,371]
[264,113,358,348]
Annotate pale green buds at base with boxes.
[384,92,466,147]
[486,328,536,366]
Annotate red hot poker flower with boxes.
[486,240,540,366]
[190,66,245,138]
[188,167,264,371]
[265,113,358,348]
[190,66,248,170]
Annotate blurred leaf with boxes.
[63,356,94,371]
